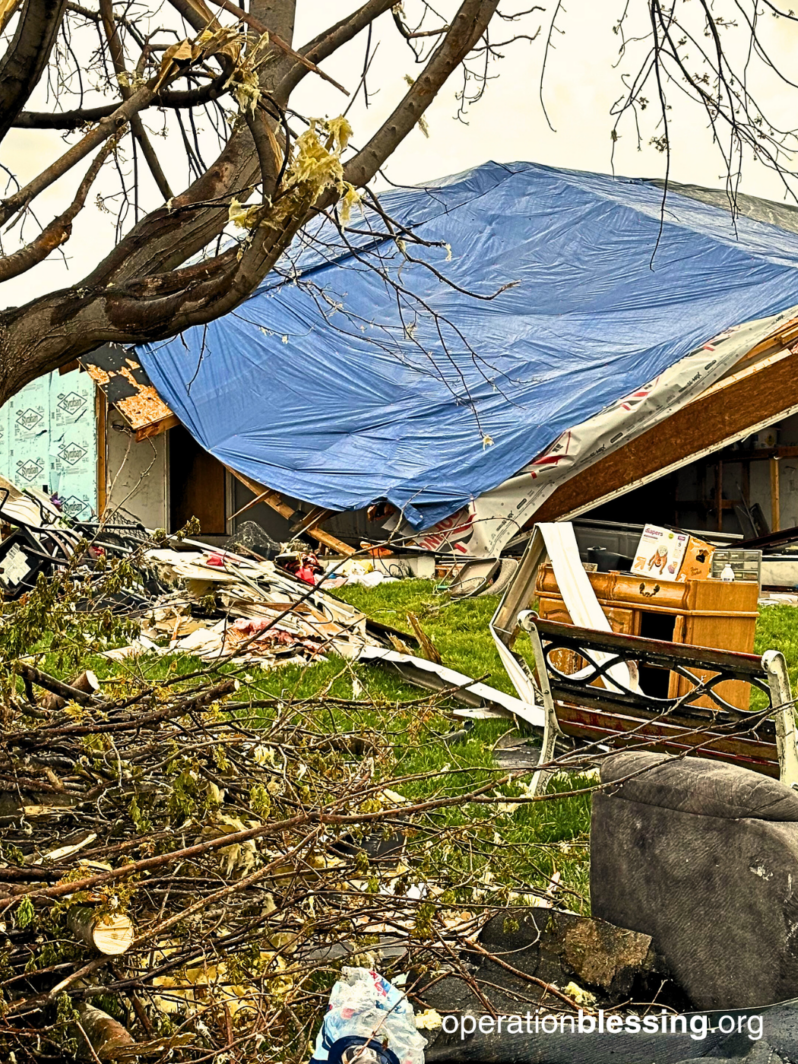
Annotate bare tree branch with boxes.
[0,137,117,283]
[343,0,501,187]
[99,0,173,201]
[204,0,350,95]
[11,63,235,128]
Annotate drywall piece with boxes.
[105,409,167,528]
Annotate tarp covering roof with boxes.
[138,160,798,529]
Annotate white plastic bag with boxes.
[310,967,427,1064]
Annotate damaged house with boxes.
[7,160,798,555]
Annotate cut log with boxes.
[19,664,102,708]
[77,1003,136,1061]
[68,906,134,955]
[40,670,100,712]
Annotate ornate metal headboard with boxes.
[519,613,798,793]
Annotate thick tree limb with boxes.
[0,190,307,396]
[76,1005,136,1061]
[244,107,281,194]
[0,0,500,404]
[88,0,484,292]
[0,0,68,144]
[64,2,392,291]
[250,0,294,40]
[80,130,263,286]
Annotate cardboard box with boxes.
[678,535,715,582]
[631,525,714,583]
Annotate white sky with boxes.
[3,0,798,308]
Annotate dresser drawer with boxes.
[536,563,690,611]
[537,596,638,635]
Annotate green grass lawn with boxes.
[26,578,589,910]
[31,582,798,914]
[756,604,798,687]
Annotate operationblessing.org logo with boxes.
[441,1010,764,1043]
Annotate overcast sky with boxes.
[3,0,798,308]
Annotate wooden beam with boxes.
[290,506,335,536]
[96,390,107,517]
[533,348,798,522]
[771,456,781,533]
[134,413,181,442]
[731,445,798,462]
[224,466,355,556]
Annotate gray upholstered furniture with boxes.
[592,750,798,1010]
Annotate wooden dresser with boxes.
[535,564,760,708]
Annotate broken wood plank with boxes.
[771,455,781,532]
[725,317,798,371]
[229,488,271,521]
[290,506,335,536]
[407,612,442,665]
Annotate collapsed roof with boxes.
[136,160,798,538]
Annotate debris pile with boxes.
[0,469,390,672]
[0,647,510,1062]
[0,519,586,1063]
[2,476,761,1061]
[133,543,376,665]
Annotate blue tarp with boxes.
[138,161,798,529]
